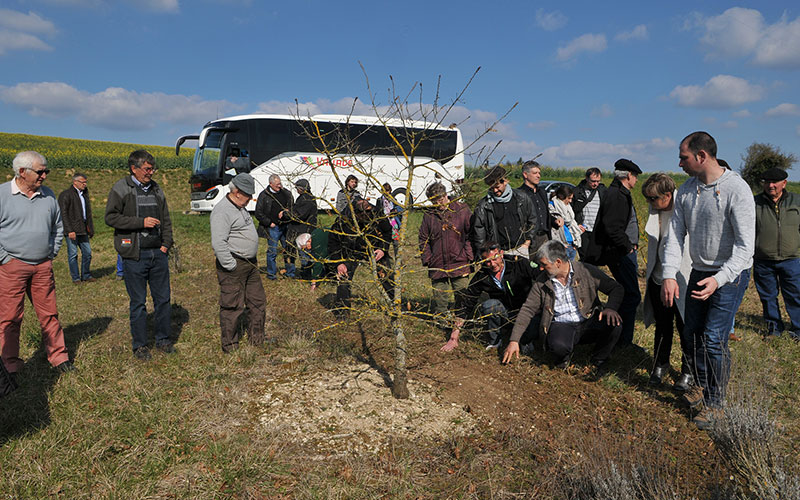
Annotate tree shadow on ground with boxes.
[0,316,112,446]
[354,324,394,389]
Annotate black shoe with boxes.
[55,361,76,373]
[673,373,693,392]
[156,342,176,354]
[133,346,152,361]
[649,364,669,385]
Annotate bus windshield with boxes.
[193,130,223,178]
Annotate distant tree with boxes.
[740,142,797,188]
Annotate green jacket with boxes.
[754,190,800,261]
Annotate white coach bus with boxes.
[175,114,465,212]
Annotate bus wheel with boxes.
[391,187,413,208]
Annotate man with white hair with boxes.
[0,151,74,380]
[584,159,643,350]
[211,173,266,352]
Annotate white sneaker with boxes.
[485,340,502,350]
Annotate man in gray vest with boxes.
[105,150,174,361]
[210,173,267,352]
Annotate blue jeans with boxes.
[116,254,124,277]
[122,248,172,350]
[607,251,641,345]
[480,299,538,346]
[684,268,750,407]
[266,225,295,279]
[66,235,92,281]
[753,258,800,339]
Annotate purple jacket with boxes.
[419,201,473,279]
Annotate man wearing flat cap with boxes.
[584,158,642,349]
[211,173,267,352]
[753,167,800,340]
[471,165,537,260]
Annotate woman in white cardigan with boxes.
[642,174,693,390]
[549,184,583,261]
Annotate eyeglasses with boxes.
[644,195,662,202]
[139,166,157,173]
[29,168,50,177]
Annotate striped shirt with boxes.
[582,189,601,231]
[551,264,583,323]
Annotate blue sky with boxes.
[1,1,799,178]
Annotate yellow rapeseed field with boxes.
[0,132,194,170]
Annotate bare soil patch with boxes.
[258,361,476,457]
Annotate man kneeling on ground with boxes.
[502,241,623,371]
[442,241,539,352]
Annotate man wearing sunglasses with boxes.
[105,150,174,361]
[0,151,74,381]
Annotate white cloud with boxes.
[694,7,800,68]
[615,24,648,42]
[721,120,738,129]
[535,9,567,31]
[556,33,607,62]
[40,0,177,11]
[591,103,613,118]
[732,109,751,118]
[0,30,52,55]
[765,103,800,117]
[0,9,56,33]
[668,75,765,109]
[527,120,556,130]
[0,9,55,55]
[0,82,239,130]
[136,0,179,12]
[538,137,676,166]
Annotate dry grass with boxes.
[1,166,799,498]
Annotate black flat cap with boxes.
[614,158,642,175]
[483,165,507,186]
[762,167,788,182]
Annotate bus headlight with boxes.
[205,188,219,200]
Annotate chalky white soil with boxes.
[258,362,476,456]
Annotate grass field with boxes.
[1,139,799,498]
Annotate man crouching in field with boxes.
[210,173,266,352]
[502,241,623,373]
[105,150,174,361]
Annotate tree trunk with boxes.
[391,316,409,399]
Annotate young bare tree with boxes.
[285,67,514,398]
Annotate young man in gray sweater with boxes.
[210,173,266,352]
[661,131,755,430]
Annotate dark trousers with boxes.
[753,258,800,338]
[480,299,539,345]
[336,259,394,309]
[216,257,266,352]
[607,251,641,345]
[123,248,172,350]
[647,278,690,372]
[546,313,622,365]
[684,268,750,407]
